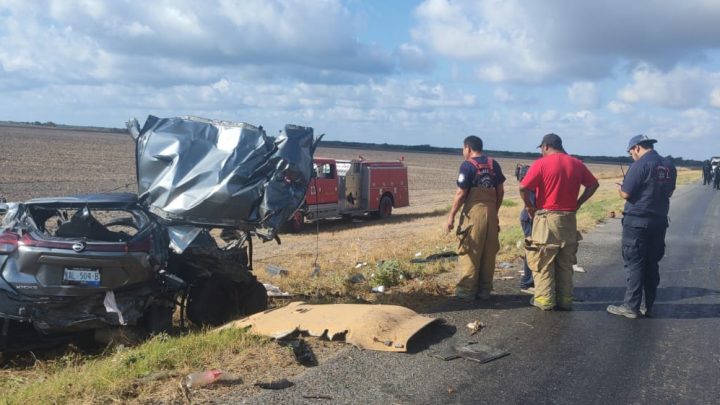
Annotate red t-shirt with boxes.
[520,153,598,211]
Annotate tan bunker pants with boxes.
[455,187,499,298]
[525,210,581,310]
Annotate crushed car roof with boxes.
[25,192,139,206]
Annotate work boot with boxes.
[530,297,553,311]
[476,290,492,300]
[639,305,652,317]
[606,304,638,319]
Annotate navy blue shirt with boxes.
[457,156,506,189]
[621,150,676,218]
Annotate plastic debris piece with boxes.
[266,264,289,277]
[184,369,225,388]
[454,342,509,364]
[466,321,484,336]
[497,262,513,269]
[354,262,367,269]
[499,276,514,280]
[572,265,586,273]
[415,252,423,257]
[255,378,294,390]
[371,285,386,293]
[429,346,461,361]
[103,291,126,325]
[263,283,292,297]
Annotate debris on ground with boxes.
[454,342,510,364]
[255,378,294,390]
[310,265,320,278]
[280,339,317,367]
[572,265,586,273]
[371,285,386,293]
[303,395,333,400]
[354,262,368,269]
[415,251,423,257]
[183,369,240,389]
[219,301,440,352]
[347,273,366,284]
[266,264,290,277]
[264,283,293,297]
[466,321,485,336]
[410,251,459,263]
[499,276,514,280]
[497,262,513,269]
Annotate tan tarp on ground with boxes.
[219,301,440,352]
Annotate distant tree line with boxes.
[319,140,704,167]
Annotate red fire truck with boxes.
[287,157,410,231]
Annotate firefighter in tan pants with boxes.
[519,134,599,310]
[446,136,506,300]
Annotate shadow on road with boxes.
[573,286,720,319]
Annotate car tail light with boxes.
[0,232,19,254]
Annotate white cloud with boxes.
[567,82,599,109]
[617,65,720,109]
[411,0,720,83]
[493,88,513,102]
[607,101,632,114]
[710,88,720,108]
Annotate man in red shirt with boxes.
[519,133,599,310]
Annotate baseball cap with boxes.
[626,134,657,152]
[537,133,564,150]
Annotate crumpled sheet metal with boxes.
[129,116,317,239]
[219,301,440,352]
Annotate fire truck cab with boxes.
[288,158,409,231]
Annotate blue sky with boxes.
[1,0,720,159]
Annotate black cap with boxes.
[626,134,657,152]
[537,133,564,150]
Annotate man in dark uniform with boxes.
[714,165,720,190]
[607,135,676,319]
[517,164,535,293]
[702,160,712,185]
[446,135,506,300]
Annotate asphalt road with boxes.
[239,183,720,405]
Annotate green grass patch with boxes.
[1,328,267,404]
[501,199,518,207]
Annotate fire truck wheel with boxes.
[377,195,393,219]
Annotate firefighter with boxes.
[446,135,506,300]
[702,160,712,185]
[607,135,676,318]
[714,165,720,190]
[519,134,599,310]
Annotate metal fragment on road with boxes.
[572,265,586,273]
[454,342,509,364]
[255,378,294,390]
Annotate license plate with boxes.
[63,268,101,286]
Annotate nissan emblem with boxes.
[72,241,86,253]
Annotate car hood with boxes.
[128,116,318,239]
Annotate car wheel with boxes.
[239,280,268,316]
[187,274,240,327]
[377,195,393,219]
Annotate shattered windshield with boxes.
[25,205,149,242]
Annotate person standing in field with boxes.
[607,135,676,319]
[519,134,599,310]
[714,165,720,190]
[446,135,506,300]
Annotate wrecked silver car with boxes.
[0,116,318,351]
